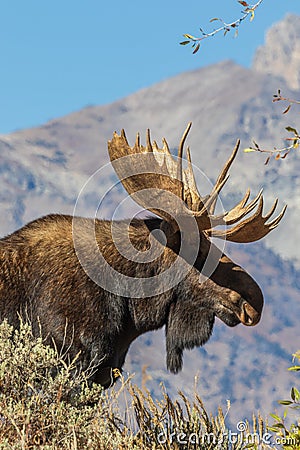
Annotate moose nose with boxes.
[239,301,261,326]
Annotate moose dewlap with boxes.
[0,123,286,387]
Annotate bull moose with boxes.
[0,123,286,387]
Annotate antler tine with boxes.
[177,122,192,183]
[185,146,200,194]
[268,204,287,229]
[217,138,240,185]
[182,145,203,210]
[152,140,159,150]
[210,195,287,243]
[178,122,192,160]
[162,137,171,154]
[146,129,153,152]
[135,132,140,148]
[209,139,240,214]
[223,189,262,225]
[264,198,278,220]
[233,188,251,210]
[120,129,129,144]
[202,176,230,214]
[186,146,192,163]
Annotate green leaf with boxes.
[183,33,196,40]
[288,366,300,371]
[268,426,284,433]
[249,10,255,22]
[291,387,296,401]
[291,387,300,401]
[243,148,256,153]
[192,43,200,54]
[283,104,291,114]
[286,126,298,135]
[270,413,282,421]
[270,423,286,429]
[278,400,293,405]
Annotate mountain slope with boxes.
[1,47,300,264]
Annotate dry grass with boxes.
[0,319,296,449]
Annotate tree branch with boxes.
[180,0,264,54]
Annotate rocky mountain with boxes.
[253,14,300,90]
[0,14,299,425]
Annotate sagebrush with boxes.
[0,319,298,449]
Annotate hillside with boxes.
[0,14,299,425]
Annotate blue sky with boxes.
[1,1,300,134]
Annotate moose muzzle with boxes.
[239,300,261,326]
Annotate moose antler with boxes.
[108,123,286,242]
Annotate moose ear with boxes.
[165,301,215,373]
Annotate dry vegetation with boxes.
[0,319,298,449]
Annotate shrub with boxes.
[2,318,293,449]
[268,351,300,450]
[0,319,135,449]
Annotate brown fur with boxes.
[0,214,263,386]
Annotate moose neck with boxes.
[116,217,219,374]
[93,217,176,332]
